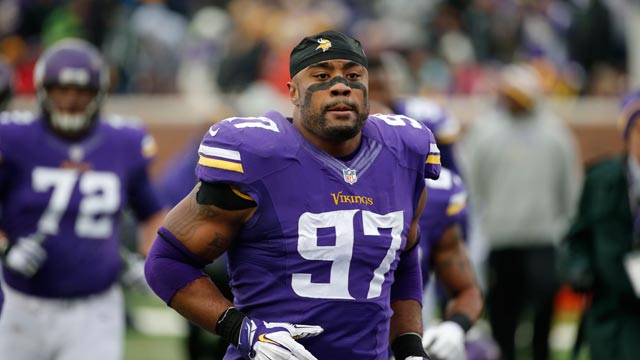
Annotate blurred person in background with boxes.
[368,53,463,174]
[560,90,640,360]
[462,63,582,360]
[369,100,488,360]
[0,57,14,316]
[369,58,494,360]
[0,38,166,360]
[418,166,491,360]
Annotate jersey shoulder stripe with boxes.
[196,111,300,185]
[426,142,441,166]
[198,144,244,173]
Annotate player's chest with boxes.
[266,151,416,211]
[255,156,418,249]
[10,144,129,212]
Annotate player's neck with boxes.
[294,121,362,158]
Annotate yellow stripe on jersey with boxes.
[198,156,244,173]
[141,134,158,159]
[231,186,254,201]
[426,154,441,165]
[446,201,466,216]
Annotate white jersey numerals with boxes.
[375,114,423,129]
[0,111,36,125]
[292,209,404,300]
[33,167,121,239]
[226,117,280,132]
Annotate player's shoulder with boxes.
[197,111,299,184]
[367,113,434,149]
[201,110,298,157]
[100,114,157,159]
[0,110,39,142]
[426,167,467,216]
[366,113,436,161]
[0,110,38,129]
[101,114,147,134]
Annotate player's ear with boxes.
[287,81,299,107]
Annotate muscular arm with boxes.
[431,224,483,322]
[162,183,255,333]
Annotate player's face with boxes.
[290,59,369,142]
[47,85,96,114]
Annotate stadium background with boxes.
[1,0,636,359]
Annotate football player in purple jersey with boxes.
[0,57,14,316]
[145,30,441,360]
[372,97,487,360]
[368,54,462,175]
[0,39,166,360]
[418,167,485,360]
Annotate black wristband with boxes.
[391,333,429,360]
[446,313,473,333]
[215,307,246,346]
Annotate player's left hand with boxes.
[237,317,323,360]
[422,321,466,360]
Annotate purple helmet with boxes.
[0,58,13,111]
[34,38,109,138]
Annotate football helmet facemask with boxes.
[34,38,109,139]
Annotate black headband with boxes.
[289,30,368,78]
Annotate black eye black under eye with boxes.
[307,76,366,92]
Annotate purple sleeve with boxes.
[145,226,209,304]
[425,131,441,180]
[390,243,423,304]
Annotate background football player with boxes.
[368,53,462,174]
[0,38,166,360]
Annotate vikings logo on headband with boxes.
[316,38,332,52]
[289,30,368,78]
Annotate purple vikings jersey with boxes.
[418,167,468,286]
[0,111,162,298]
[196,110,440,360]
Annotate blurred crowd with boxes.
[0,0,632,104]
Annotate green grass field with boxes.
[123,290,589,360]
[124,290,188,360]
